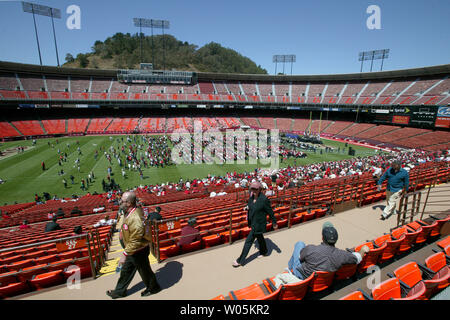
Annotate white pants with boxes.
[383,190,403,218]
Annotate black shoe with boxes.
[380,212,393,221]
[141,287,162,297]
[106,290,126,299]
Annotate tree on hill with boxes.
[63,32,267,74]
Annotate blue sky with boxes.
[0,0,449,75]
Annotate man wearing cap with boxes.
[287,222,369,279]
[377,160,409,220]
[233,181,278,267]
[106,191,161,299]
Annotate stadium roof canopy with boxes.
[0,60,449,82]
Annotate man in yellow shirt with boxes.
[106,191,161,299]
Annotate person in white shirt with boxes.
[94,215,117,227]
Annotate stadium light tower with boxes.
[273,55,296,75]
[22,1,62,67]
[358,49,390,72]
[133,18,170,70]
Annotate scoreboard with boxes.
[367,105,442,128]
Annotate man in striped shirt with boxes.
[288,222,369,280]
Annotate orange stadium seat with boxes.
[263,272,315,300]
[371,277,426,300]
[0,281,30,298]
[354,242,387,273]
[388,262,436,300]
[423,252,450,292]
[30,270,64,290]
[228,282,281,300]
[339,289,371,300]
[373,234,405,264]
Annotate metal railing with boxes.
[0,229,107,280]
[147,162,450,262]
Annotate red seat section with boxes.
[10,120,44,136]
[67,118,89,134]
[41,119,66,135]
[0,122,22,138]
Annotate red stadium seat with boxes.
[23,250,47,260]
[354,241,386,273]
[424,252,450,292]
[371,277,426,300]
[34,254,59,264]
[228,282,281,300]
[7,259,34,272]
[0,272,19,287]
[64,258,94,279]
[180,240,202,254]
[17,264,49,282]
[0,281,30,298]
[391,226,420,254]
[263,272,315,300]
[47,259,75,272]
[335,263,358,281]
[339,290,371,300]
[407,221,432,245]
[58,250,82,260]
[309,271,336,294]
[30,270,64,290]
[159,244,180,260]
[373,234,404,264]
[1,255,24,265]
[430,215,450,237]
[201,234,222,248]
[437,236,450,251]
[389,261,436,300]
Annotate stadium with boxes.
[0,0,449,309]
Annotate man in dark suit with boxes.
[233,181,278,267]
[44,216,62,232]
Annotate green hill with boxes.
[63,32,268,74]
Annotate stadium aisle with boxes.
[14,183,450,300]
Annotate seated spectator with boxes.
[178,217,201,247]
[148,206,163,221]
[45,217,62,232]
[73,225,84,235]
[19,220,31,230]
[94,215,117,228]
[47,211,55,220]
[287,222,369,280]
[70,206,82,216]
[93,206,106,213]
[55,208,65,218]
[265,186,275,196]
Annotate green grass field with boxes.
[0,135,380,205]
